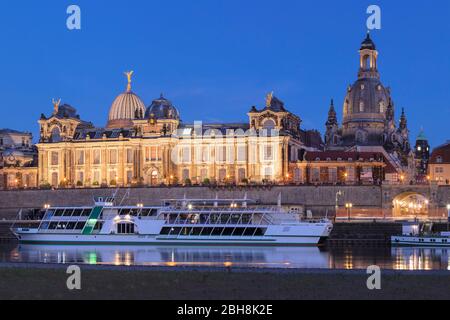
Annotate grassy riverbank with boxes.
[0,264,449,300]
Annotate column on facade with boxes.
[101,147,107,185]
[85,147,91,186]
[118,145,125,186]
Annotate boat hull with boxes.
[391,235,450,247]
[15,233,327,247]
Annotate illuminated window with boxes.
[263,119,276,130]
[93,149,101,165]
[51,152,59,166]
[126,149,133,164]
[109,149,118,164]
[237,145,247,162]
[76,150,85,165]
[264,145,273,161]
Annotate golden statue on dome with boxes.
[124,71,134,92]
[52,98,61,114]
[266,91,274,108]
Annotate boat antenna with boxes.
[277,192,282,209]
[214,192,219,207]
[112,188,119,199]
[118,188,131,207]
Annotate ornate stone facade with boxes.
[0,129,38,189]
[36,77,320,188]
[324,33,414,181]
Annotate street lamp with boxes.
[335,190,343,217]
[345,203,353,221]
[285,173,290,185]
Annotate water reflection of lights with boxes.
[5,245,450,271]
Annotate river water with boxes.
[1,244,449,270]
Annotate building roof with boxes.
[416,130,428,141]
[430,141,450,164]
[360,32,376,51]
[0,129,30,135]
[72,128,134,141]
[145,94,180,120]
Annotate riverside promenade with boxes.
[0,263,449,300]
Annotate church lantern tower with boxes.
[341,32,392,146]
[415,130,430,177]
[325,99,340,146]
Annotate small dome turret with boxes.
[145,94,180,120]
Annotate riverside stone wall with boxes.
[0,185,449,219]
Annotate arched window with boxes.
[359,101,365,112]
[263,119,276,130]
[51,172,58,187]
[363,55,371,71]
[356,131,365,143]
[182,169,190,181]
[238,168,246,183]
[379,101,385,114]
[333,136,338,145]
[151,170,158,185]
[51,127,61,143]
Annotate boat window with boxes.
[54,209,64,217]
[39,222,49,230]
[160,227,171,235]
[220,214,231,224]
[211,227,225,236]
[63,209,74,217]
[201,227,214,236]
[44,210,55,219]
[130,209,140,216]
[232,228,245,236]
[80,209,90,216]
[71,209,83,216]
[117,222,135,234]
[75,222,86,230]
[56,222,69,230]
[94,222,103,231]
[222,228,234,236]
[66,222,77,230]
[142,209,158,217]
[120,208,131,216]
[48,222,58,229]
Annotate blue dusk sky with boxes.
[0,1,449,147]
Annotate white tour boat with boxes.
[391,222,450,247]
[11,196,333,247]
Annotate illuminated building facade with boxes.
[324,33,415,183]
[429,141,450,185]
[0,129,38,189]
[36,77,322,188]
